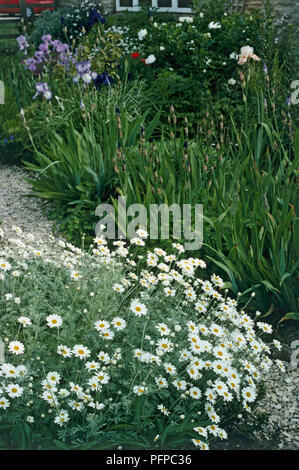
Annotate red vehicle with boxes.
[0,0,55,15]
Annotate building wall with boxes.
[245,0,263,10]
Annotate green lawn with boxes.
[0,20,19,37]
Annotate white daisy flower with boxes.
[130,299,147,317]
[153,374,168,388]
[156,323,170,336]
[164,363,177,375]
[157,404,170,415]
[113,283,125,293]
[73,344,91,360]
[57,345,72,358]
[192,439,209,450]
[18,316,32,327]
[85,361,100,372]
[8,341,25,355]
[133,385,148,395]
[0,259,11,271]
[68,400,84,411]
[189,387,201,399]
[172,379,187,391]
[6,383,23,398]
[111,317,127,331]
[97,351,110,364]
[46,371,61,384]
[0,397,10,409]
[54,410,69,426]
[242,386,257,403]
[94,320,110,332]
[46,314,63,328]
[101,329,115,340]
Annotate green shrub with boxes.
[29,0,104,46]
[0,79,32,166]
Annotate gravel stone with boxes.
[0,165,56,239]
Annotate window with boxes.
[116,0,192,13]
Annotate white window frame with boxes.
[115,0,192,14]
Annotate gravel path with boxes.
[0,165,55,239]
[253,363,299,449]
[0,164,298,450]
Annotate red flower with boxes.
[140,58,146,64]
[131,52,140,59]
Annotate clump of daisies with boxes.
[0,226,284,449]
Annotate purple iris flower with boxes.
[76,61,91,75]
[25,57,37,71]
[16,35,29,51]
[34,50,46,64]
[33,82,52,100]
[41,34,52,43]
[51,40,69,53]
[86,9,105,32]
[39,43,50,53]
[263,63,268,75]
[94,72,113,90]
